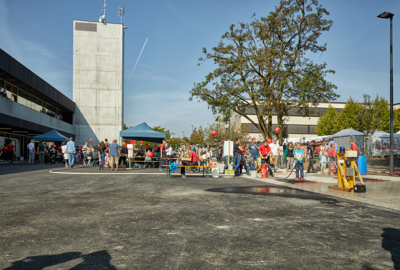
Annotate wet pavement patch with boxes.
[274,179,322,185]
[206,185,335,201]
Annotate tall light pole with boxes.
[377,11,395,174]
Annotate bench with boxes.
[162,165,216,178]
[130,160,161,168]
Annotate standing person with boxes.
[294,142,306,181]
[119,142,128,170]
[269,138,280,173]
[284,142,295,172]
[66,137,76,168]
[86,145,93,166]
[109,139,120,171]
[328,137,338,151]
[307,140,317,173]
[347,139,359,166]
[328,143,337,164]
[27,140,36,165]
[104,139,110,149]
[321,140,328,153]
[320,148,328,171]
[181,148,198,178]
[0,144,8,163]
[233,138,243,176]
[259,140,274,176]
[245,149,254,171]
[166,145,173,158]
[98,141,106,170]
[6,141,15,164]
[37,141,45,165]
[61,141,69,167]
[139,142,145,153]
[82,141,89,166]
[159,139,166,171]
[248,138,260,171]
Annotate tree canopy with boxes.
[190,0,338,144]
[315,95,400,135]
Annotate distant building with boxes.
[0,49,75,159]
[241,102,345,140]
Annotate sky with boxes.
[0,0,399,138]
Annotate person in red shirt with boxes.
[258,140,274,176]
[181,149,198,178]
[347,139,359,154]
[0,144,8,163]
[6,142,15,164]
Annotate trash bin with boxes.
[250,171,257,178]
[212,168,219,178]
[357,156,367,175]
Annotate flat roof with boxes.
[0,49,75,113]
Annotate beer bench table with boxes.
[162,165,216,178]
[129,156,160,168]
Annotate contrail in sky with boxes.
[128,37,148,83]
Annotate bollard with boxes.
[261,165,268,178]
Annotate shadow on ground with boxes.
[4,250,115,270]
[207,185,339,202]
[0,163,65,176]
[382,228,400,270]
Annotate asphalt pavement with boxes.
[0,164,399,269]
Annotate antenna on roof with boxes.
[99,0,107,23]
[118,7,125,24]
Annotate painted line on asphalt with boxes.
[48,170,206,176]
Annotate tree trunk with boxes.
[267,101,273,139]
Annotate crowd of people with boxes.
[214,136,359,180]
[17,135,358,180]
[40,107,62,120]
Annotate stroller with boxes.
[91,151,99,166]
[46,149,57,164]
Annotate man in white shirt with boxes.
[269,138,280,172]
[27,140,36,164]
[166,145,173,158]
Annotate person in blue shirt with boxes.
[248,138,260,171]
[328,137,338,151]
[293,142,306,181]
[66,137,76,168]
[109,139,120,171]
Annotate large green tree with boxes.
[315,105,340,135]
[190,0,338,144]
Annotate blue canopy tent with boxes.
[120,122,166,143]
[31,129,69,142]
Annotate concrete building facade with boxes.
[73,20,124,146]
[241,102,347,140]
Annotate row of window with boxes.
[244,106,341,117]
[247,124,317,134]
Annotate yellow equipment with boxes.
[336,150,365,190]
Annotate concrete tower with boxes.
[73,20,124,145]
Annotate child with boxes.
[320,148,327,171]
[293,142,305,181]
[328,143,336,164]
[245,149,253,170]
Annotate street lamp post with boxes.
[377,11,395,175]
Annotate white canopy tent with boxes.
[370,130,400,157]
